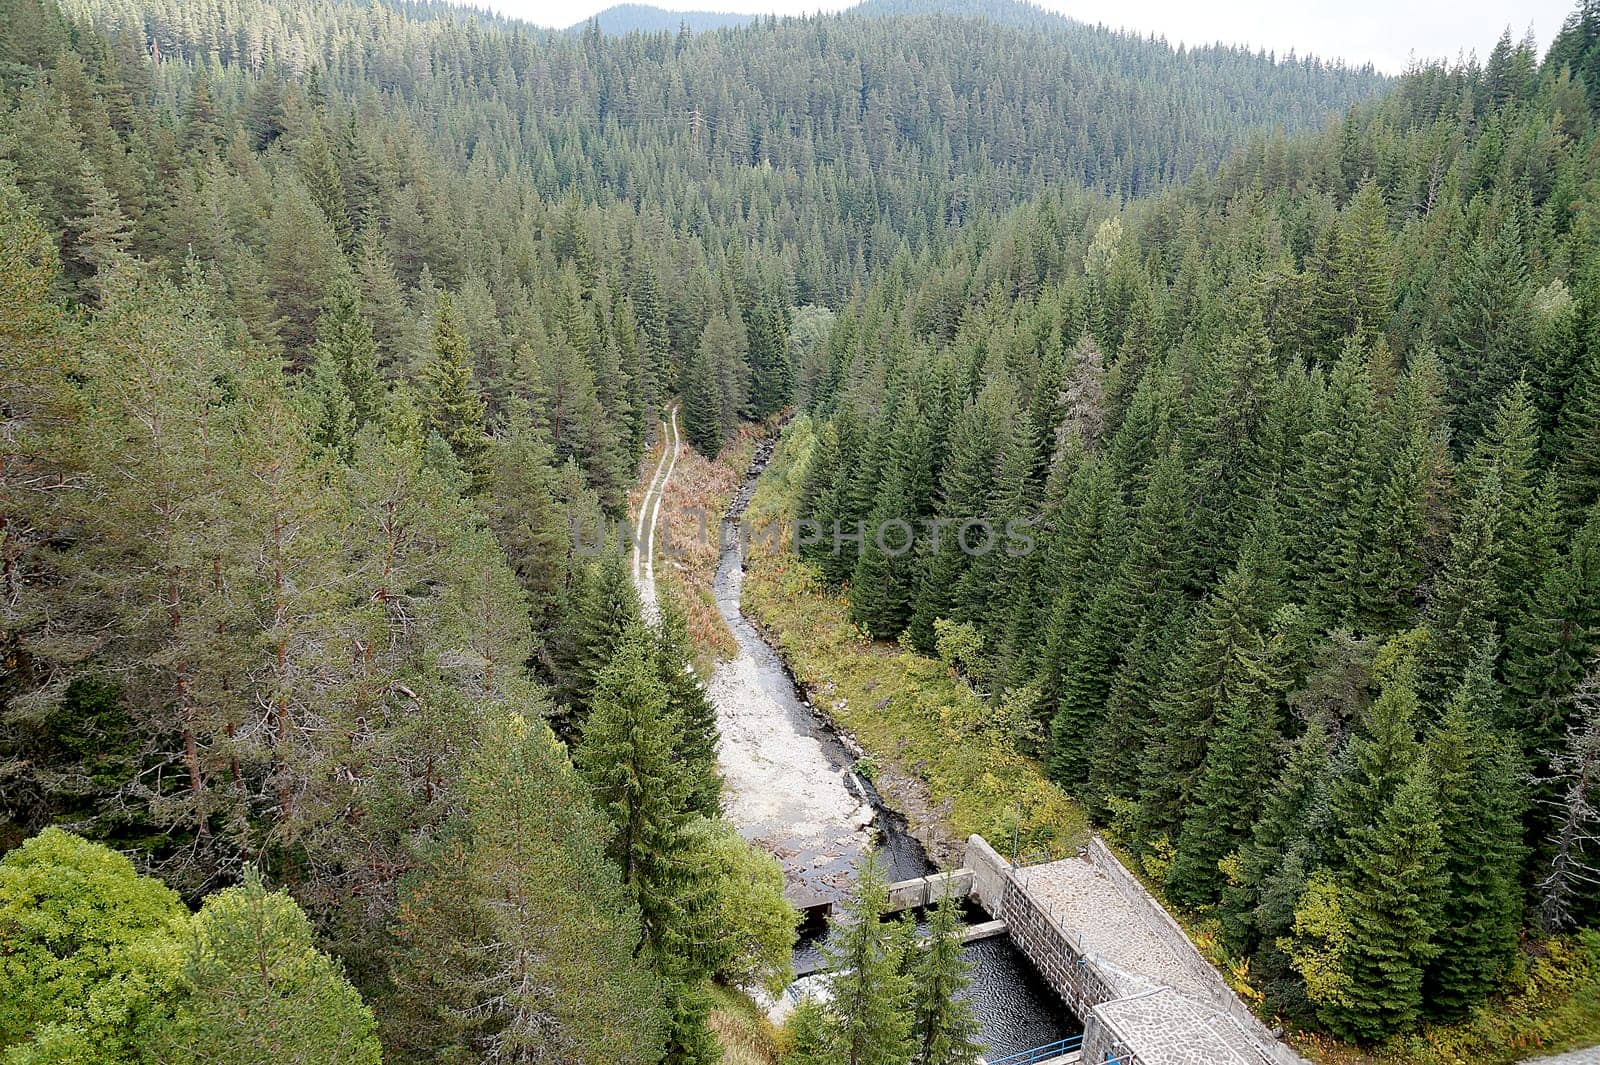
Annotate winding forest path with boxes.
[632,405,679,625]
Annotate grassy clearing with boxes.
[708,984,780,1065]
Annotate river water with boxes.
[706,436,1076,1060]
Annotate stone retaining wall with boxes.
[998,878,1118,1018]
[1083,839,1307,1065]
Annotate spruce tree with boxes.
[1286,341,1380,623]
[420,293,489,493]
[575,626,697,960]
[1419,475,1505,708]
[1167,686,1282,907]
[1142,540,1281,839]
[1556,340,1600,521]
[911,881,982,1065]
[1221,719,1332,956]
[1315,655,1446,1041]
[682,326,724,457]
[1422,649,1525,1017]
[822,853,915,1065]
[1440,213,1533,445]
[1503,503,1600,768]
[656,591,722,818]
[307,275,382,460]
[556,549,642,723]
[850,393,934,639]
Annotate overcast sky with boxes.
[495,0,1571,74]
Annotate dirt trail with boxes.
[631,406,679,624]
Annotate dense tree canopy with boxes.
[2,0,1597,1055]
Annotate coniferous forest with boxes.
[1,0,1599,1061]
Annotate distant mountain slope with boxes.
[569,4,756,34]
[846,0,1066,29]
[64,0,1388,217]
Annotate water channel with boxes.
[704,434,1076,1060]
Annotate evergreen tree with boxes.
[1310,655,1446,1041]
[1167,686,1282,907]
[1440,213,1533,445]
[850,393,934,639]
[683,324,725,457]
[556,548,642,721]
[1503,503,1600,769]
[1557,340,1600,520]
[1419,475,1505,707]
[390,712,665,1065]
[575,626,698,961]
[1422,650,1525,1017]
[307,275,382,460]
[822,853,916,1065]
[420,293,489,492]
[911,880,982,1065]
[657,592,723,817]
[170,872,382,1065]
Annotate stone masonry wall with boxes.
[1083,839,1307,1065]
[998,878,1118,1021]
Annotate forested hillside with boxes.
[1,0,1594,1059]
[792,12,1600,1040]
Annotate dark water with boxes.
[789,902,1073,1058]
[719,434,1078,1057]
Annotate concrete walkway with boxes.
[1014,857,1217,1001]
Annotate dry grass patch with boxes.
[655,423,762,669]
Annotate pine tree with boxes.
[170,872,382,1065]
[390,712,665,1065]
[420,293,489,493]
